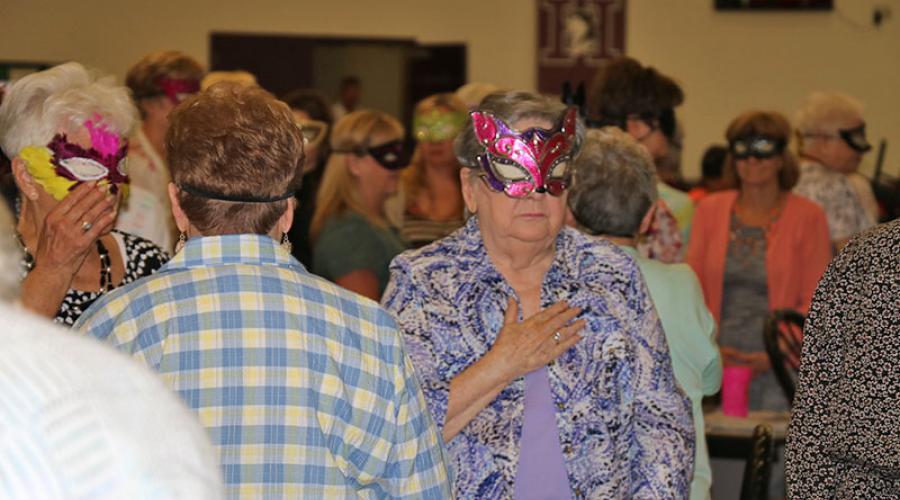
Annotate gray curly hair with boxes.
[568,127,658,237]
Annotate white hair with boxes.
[794,91,865,137]
[0,62,138,159]
[0,203,21,302]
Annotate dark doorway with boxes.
[210,33,466,131]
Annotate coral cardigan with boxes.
[686,191,832,325]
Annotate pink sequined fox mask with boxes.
[471,107,578,198]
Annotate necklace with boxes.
[16,234,113,294]
[729,197,784,264]
[732,201,782,234]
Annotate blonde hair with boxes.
[794,91,865,152]
[201,71,257,91]
[310,110,403,240]
[455,82,502,110]
[402,93,467,207]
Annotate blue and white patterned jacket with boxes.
[383,216,694,499]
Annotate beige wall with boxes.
[1,0,897,177]
[627,0,900,178]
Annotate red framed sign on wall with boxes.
[537,0,627,95]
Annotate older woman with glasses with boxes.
[793,92,878,251]
[0,62,167,325]
[383,91,693,499]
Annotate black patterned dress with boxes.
[785,219,900,497]
[21,231,168,326]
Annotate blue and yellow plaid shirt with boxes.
[76,234,452,499]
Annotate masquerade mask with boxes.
[334,140,411,170]
[156,77,200,105]
[838,123,872,153]
[19,118,129,201]
[296,119,329,151]
[471,107,577,198]
[729,135,785,160]
[414,109,467,142]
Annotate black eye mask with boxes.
[335,140,410,170]
[838,124,872,153]
[366,140,410,170]
[729,135,786,160]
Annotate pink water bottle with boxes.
[721,366,754,417]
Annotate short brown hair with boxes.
[126,51,204,104]
[166,82,305,235]
[724,110,799,191]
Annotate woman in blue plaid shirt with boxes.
[77,82,451,499]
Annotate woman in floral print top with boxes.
[382,91,693,499]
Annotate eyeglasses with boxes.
[729,135,786,160]
[802,123,872,154]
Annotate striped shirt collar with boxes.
[163,233,302,272]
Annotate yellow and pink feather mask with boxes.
[18,116,129,201]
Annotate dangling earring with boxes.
[175,232,187,254]
[280,232,292,254]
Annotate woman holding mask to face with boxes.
[0,63,167,325]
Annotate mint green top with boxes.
[621,245,721,500]
[658,182,695,247]
[313,211,407,296]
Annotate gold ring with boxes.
[553,331,562,345]
[81,220,93,232]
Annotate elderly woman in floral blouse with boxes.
[382,91,693,499]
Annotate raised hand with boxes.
[31,182,117,275]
